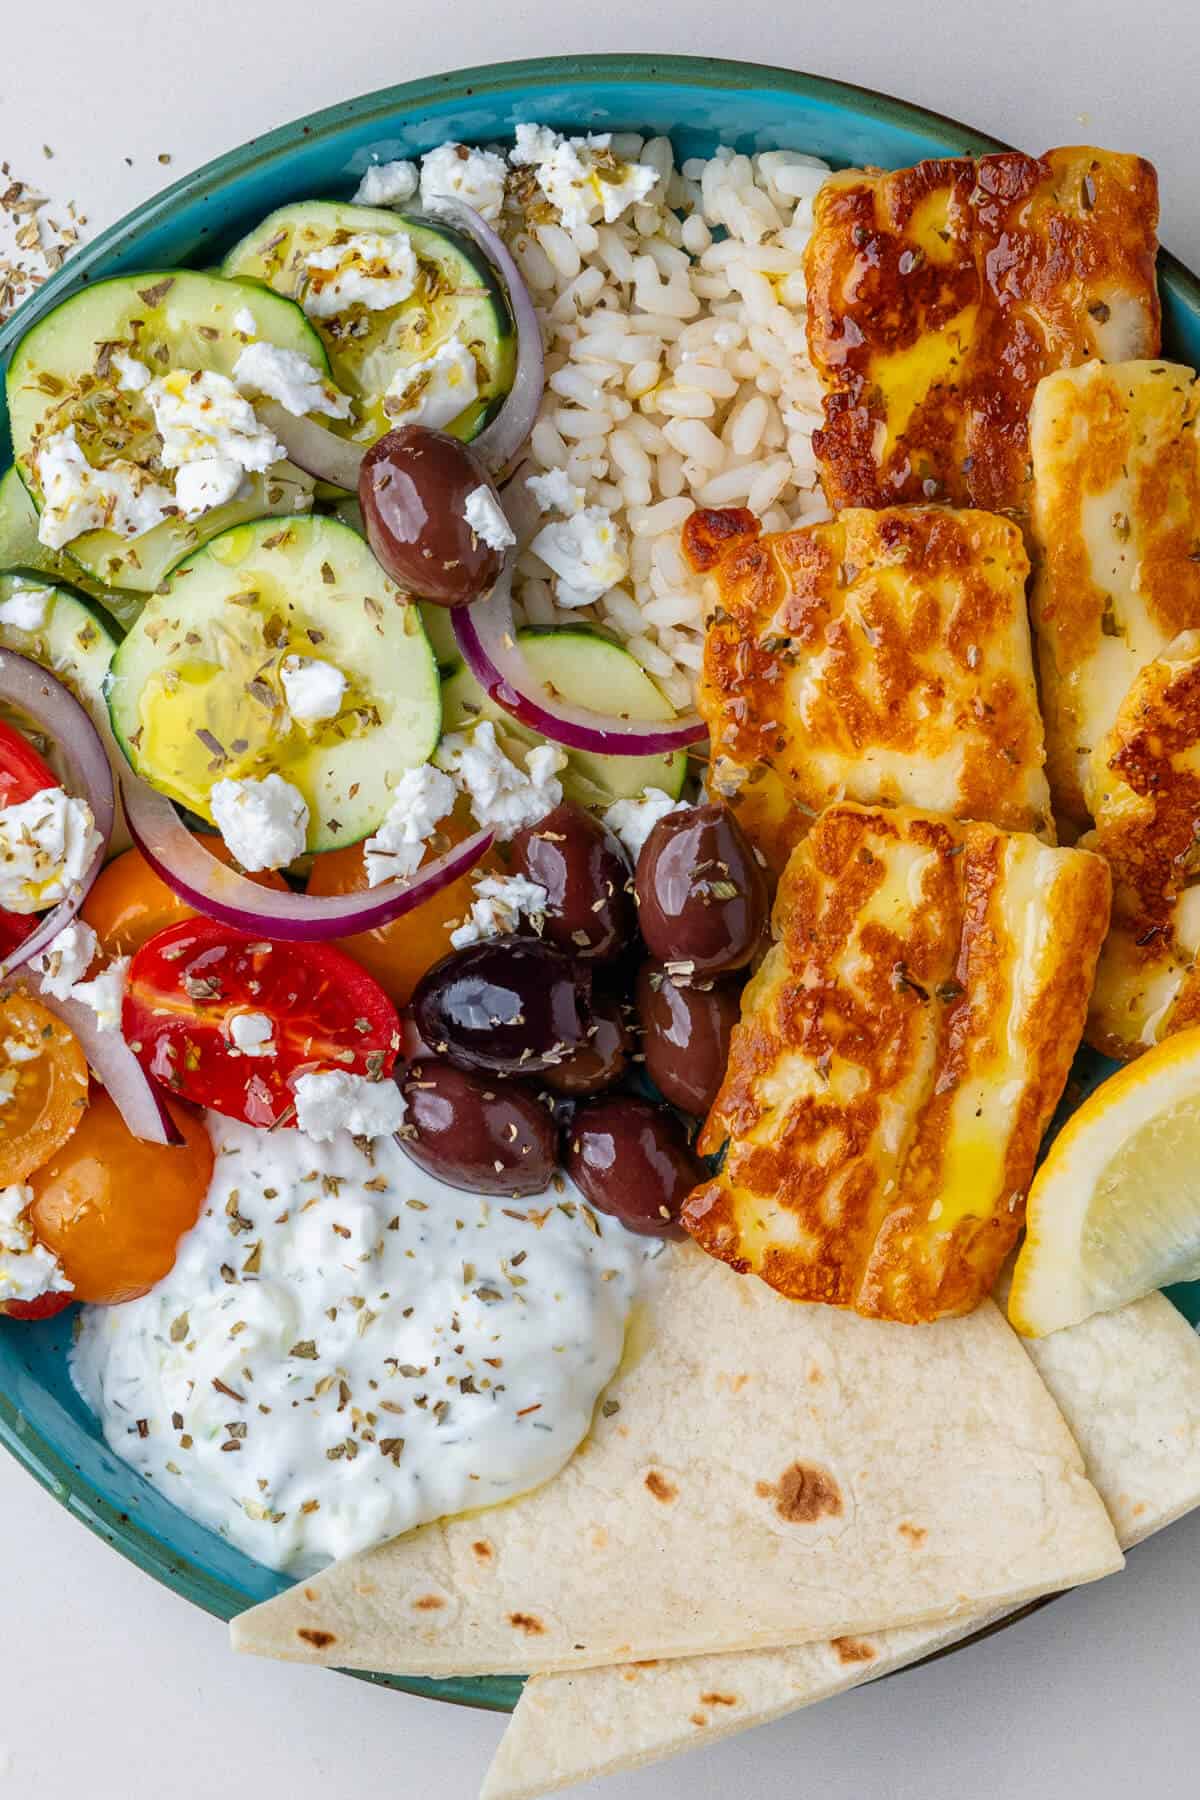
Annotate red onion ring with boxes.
[121,770,493,942]
[25,984,181,1146]
[423,199,545,476]
[256,401,366,491]
[452,560,709,756]
[254,201,543,487]
[0,652,114,981]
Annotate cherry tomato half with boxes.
[28,1090,212,1304]
[0,991,89,1185]
[0,1290,74,1322]
[123,918,401,1128]
[83,840,288,961]
[305,807,503,1007]
[0,717,57,810]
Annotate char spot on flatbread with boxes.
[509,1612,545,1635]
[297,1628,336,1648]
[645,1469,678,1502]
[690,1713,709,1729]
[898,1521,927,1545]
[767,1461,843,1523]
[831,1635,877,1665]
[699,1691,739,1707]
[413,1594,446,1611]
[471,1540,493,1562]
[302,1586,318,1601]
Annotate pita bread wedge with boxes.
[230,1244,1119,1678]
[481,1291,1200,1800]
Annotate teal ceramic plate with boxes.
[1,55,1198,1716]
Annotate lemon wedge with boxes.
[1009,1027,1200,1336]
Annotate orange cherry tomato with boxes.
[83,840,288,960]
[0,992,89,1185]
[27,1091,212,1304]
[306,808,502,1007]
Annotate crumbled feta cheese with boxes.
[280,655,348,726]
[362,763,456,887]
[450,873,549,948]
[526,468,586,515]
[3,1037,41,1065]
[463,485,516,554]
[36,426,176,549]
[531,505,628,607]
[30,919,98,1000]
[293,1069,406,1143]
[382,335,480,430]
[419,143,508,222]
[0,577,54,632]
[230,1011,276,1057]
[353,160,419,206]
[234,341,351,421]
[112,350,152,392]
[438,720,566,839]
[0,788,101,913]
[68,954,129,1034]
[146,368,283,478]
[511,122,657,229]
[603,787,689,862]
[301,232,418,319]
[0,1183,71,1306]
[172,456,244,520]
[232,306,258,336]
[210,774,309,872]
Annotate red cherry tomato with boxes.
[0,718,58,809]
[0,1290,73,1322]
[0,720,60,951]
[123,918,401,1128]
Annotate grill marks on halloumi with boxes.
[686,505,1051,876]
[1029,360,1200,827]
[805,149,1160,519]
[683,805,1110,1324]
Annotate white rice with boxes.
[493,139,832,710]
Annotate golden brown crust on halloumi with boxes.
[684,804,1110,1323]
[1028,359,1200,829]
[806,149,1160,519]
[687,505,1051,877]
[1084,632,1200,1057]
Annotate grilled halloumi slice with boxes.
[684,804,1110,1323]
[686,504,1052,876]
[805,149,1160,519]
[1028,359,1200,829]
[1084,631,1200,1057]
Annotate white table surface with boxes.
[4,3,1200,1795]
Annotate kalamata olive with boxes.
[510,802,634,960]
[541,990,632,1096]
[635,961,741,1117]
[399,1007,437,1062]
[359,424,506,605]
[635,803,767,976]
[564,1095,705,1236]
[411,937,595,1076]
[399,1060,557,1195]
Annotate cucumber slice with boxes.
[329,492,460,672]
[441,626,687,810]
[106,515,440,853]
[0,467,143,629]
[6,271,320,593]
[0,568,131,852]
[222,201,515,446]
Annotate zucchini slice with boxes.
[330,493,459,671]
[105,515,440,852]
[441,626,688,810]
[0,568,131,851]
[0,466,143,629]
[6,271,320,592]
[222,201,515,446]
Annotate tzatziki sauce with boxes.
[72,1112,653,1573]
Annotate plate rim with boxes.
[0,50,1193,1715]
